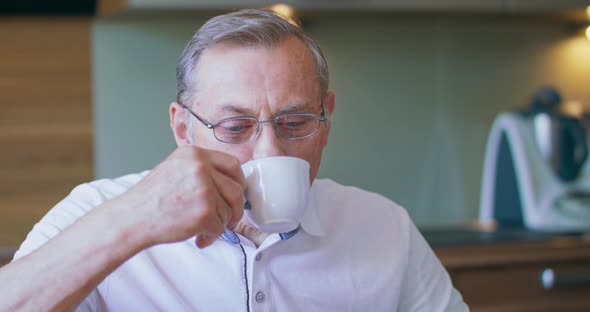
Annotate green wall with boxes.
[93,13,590,226]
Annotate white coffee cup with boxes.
[241,156,311,233]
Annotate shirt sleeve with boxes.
[398,218,469,312]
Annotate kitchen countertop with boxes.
[420,225,588,248]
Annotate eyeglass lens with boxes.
[214,114,320,143]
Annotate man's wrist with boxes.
[96,193,155,256]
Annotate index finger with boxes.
[204,149,247,188]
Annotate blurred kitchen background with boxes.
[2,1,590,310]
[95,2,590,229]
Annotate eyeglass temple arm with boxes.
[319,104,327,122]
[180,103,215,129]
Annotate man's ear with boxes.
[169,102,192,146]
[321,91,335,148]
[324,91,335,128]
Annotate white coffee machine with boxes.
[479,88,590,232]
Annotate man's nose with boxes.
[252,123,287,159]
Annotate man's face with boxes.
[173,37,335,183]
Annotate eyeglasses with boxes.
[181,103,327,144]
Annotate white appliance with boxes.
[479,112,590,232]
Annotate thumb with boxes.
[195,234,216,249]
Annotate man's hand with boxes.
[121,146,247,249]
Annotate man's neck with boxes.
[232,221,270,248]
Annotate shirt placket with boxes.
[249,236,281,312]
[223,229,300,312]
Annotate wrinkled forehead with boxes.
[191,38,322,116]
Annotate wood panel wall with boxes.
[0,18,93,250]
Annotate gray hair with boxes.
[176,8,330,108]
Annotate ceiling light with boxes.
[269,3,298,26]
[270,3,294,19]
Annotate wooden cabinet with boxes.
[435,237,590,311]
[0,18,93,248]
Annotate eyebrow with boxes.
[216,103,252,115]
[277,103,314,115]
[214,102,314,116]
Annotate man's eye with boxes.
[285,121,305,128]
[279,116,308,128]
[227,125,247,132]
[219,119,255,134]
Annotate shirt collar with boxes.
[221,226,300,245]
[221,179,325,244]
[298,179,325,237]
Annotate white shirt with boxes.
[14,172,468,311]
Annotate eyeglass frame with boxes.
[179,102,327,144]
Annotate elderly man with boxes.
[1,9,467,311]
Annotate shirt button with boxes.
[255,291,265,303]
[255,253,262,261]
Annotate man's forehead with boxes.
[202,100,316,116]
[191,38,320,117]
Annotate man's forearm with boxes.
[0,197,147,311]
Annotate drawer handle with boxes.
[541,268,590,289]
